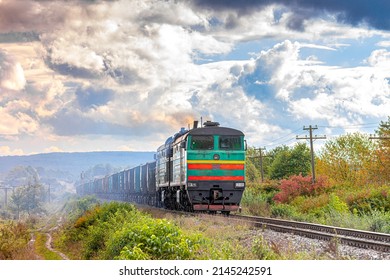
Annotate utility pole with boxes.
[296,125,326,183]
[48,184,51,203]
[257,147,267,183]
[248,147,268,182]
[0,186,13,208]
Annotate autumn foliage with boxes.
[316,119,390,187]
[242,118,390,232]
[316,132,375,187]
[273,174,329,204]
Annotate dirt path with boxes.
[28,233,43,260]
[29,216,70,260]
[45,216,69,260]
[45,231,69,260]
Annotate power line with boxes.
[262,122,381,149]
[248,121,384,163]
[318,122,380,129]
[263,127,302,148]
[369,134,390,140]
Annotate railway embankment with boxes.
[2,197,389,260]
[51,199,390,260]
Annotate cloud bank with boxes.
[0,0,389,154]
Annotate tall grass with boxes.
[0,221,36,259]
[241,178,390,234]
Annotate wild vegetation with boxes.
[53,198,281,260]
[242,117,390,233]
[54,198,347,260]
[0,117,388,260]
[0,221,33,259]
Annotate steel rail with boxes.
[135,204,390,252]
[230,214,390,252]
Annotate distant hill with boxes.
[0,151,155,188]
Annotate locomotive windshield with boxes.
[190,135,214,150]
[219,136,242,150]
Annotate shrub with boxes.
[60,201,205,260]
[305,194,350,222]
[273,174,329,204]
[345,186,390,214]
[271,204,300,219]
[241,187,271,216]
[61,195,99,222]
[259,180,281,193]
[0,222,31,259]
[291,194,329,214]
[367,210,390,233]
[326,194,349,214]
[107,217,204,260]
[251,236,279,260]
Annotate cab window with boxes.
[219,136,242,150]
[190,135,214,150]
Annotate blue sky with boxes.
[0,0,389,155]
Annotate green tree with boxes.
[260,146,282,179]
[373,117,390,184]
[5,166,40,187]
[268,143,311,180]
[245,147,261,182]
[316,132,376,186]
[10,184,46,219]
[24,183,45,215]
[9,187,24,220]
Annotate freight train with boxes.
[76,121,246,214]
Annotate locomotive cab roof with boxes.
[157,122,244,152]
[188,125,244,136]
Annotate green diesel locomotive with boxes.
[77,121,246,214]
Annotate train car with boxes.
[77,120,246,214]
[124,169,131,200]
[102,175,109,199]
[119,171,125,200]
[147,162,157,195]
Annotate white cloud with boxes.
[234,40,390,134]
[1,0,390,154]
[367,49,390,68]
[44,146,64,153]
[299,43,337,51]
[376,41,390,48]
[49,43,105,73]
[0,49,26,90]
[0,145,24,156]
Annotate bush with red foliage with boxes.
[273,174,329,204]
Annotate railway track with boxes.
[229,214,390,252]
[137,204,390,253]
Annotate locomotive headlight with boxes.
[188,182,197,188]
[235,182,245,188]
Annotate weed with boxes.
[251,235,279,260]
[0,221,34,259]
